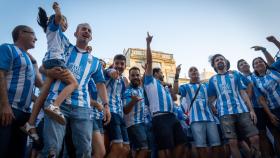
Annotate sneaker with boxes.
[20,122,40,143]
[44,104,66,125]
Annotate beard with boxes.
[131,79,140,88]
[217,62,225,70]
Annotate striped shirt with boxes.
[46,45,105,108]
[208,71,249,117]
[173,104,188,121]
[253,70,280,109]
[88,79,104,119]
[123,86,145,127]
[144,75,173,115]
[43,15,70,62]
[240,73,263,108]
[179,83,215,123]
[0,44,35,113]
[105,68,126,116]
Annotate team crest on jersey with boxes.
[68,63,81,80]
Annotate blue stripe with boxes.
[9,48,21,105]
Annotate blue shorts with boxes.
[43,59,66,69]
[92,119,104,134]
[106,113,129,144]
[127,123,149,151]
[191,121,221,147]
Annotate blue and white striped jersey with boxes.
[252,70,280,109]
[143,75,173,115]
[123,86,145,127]
[46,45,105,108]
[105,68,126,116]
[173,104,188,121]
[208,71,249,117]
[88,79,104,119]
[0,44,35,113]
[179,83,215,123]
[43,15,70,62]
[240,73,263,108]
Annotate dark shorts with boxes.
[267,107,280,132]
[254,108,269,131]
[152,113,187,150]
[93,119,104,134]
[127,123,149,151]
[43,59,66,69]
[220,113,259,140]
[106,113,129,144]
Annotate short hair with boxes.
[113,54,126,62]
[237,59,246,70]
[129,66,140,74]
[210,54,225,68]
[76,23,91,32]
[153,67,161,75]
[210,54,229,72]
[12,25,30,42]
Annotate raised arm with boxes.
[267,36,280,50]
[145,32,153,76]
[52,2,63,25]
[251,46,275,66]
[173,64,181,94]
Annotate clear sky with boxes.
[0,0,279,76]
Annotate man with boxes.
[42,23,110,158]
[208,54,261,158]
[123,66,149,158]
[144,32,186,158]
[175,66,221,158]
[0,25,39,157]
[105,54,130,158]
[237,59,275,158]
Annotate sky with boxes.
[0,0,279,77]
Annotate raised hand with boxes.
[266,36,277,43]
[251,46,267,52]
[146,32,153,45]
[52,2,60,10]
[176,64,182,75]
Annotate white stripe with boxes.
[222,75,233,114]
[12,46,26,105]
[162,86,168,111]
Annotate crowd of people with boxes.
[0,2,279,158]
